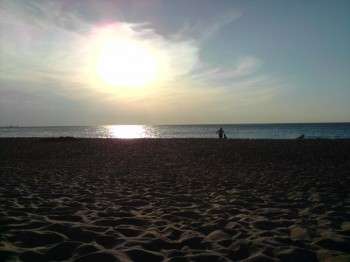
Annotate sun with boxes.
[87,25,160,89]
[96,38,157,87]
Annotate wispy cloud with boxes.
[174,9,242,42]
[169,9,280,110]
[191,56,262,82]
[0,0,199,94]
[0,0,282,125]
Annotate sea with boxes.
[0,123,350,139]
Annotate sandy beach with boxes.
[0,138,349,262]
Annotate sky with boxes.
[0,0,349,126]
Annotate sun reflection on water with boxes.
[105,125,150,138]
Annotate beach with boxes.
[0,138,349,261]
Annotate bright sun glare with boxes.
[87,24,160,89]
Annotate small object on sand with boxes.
[296,134,305,140]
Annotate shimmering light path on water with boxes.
[1,123,350,139]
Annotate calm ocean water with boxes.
[0,123,350,139]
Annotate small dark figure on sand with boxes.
[216,127,225,139]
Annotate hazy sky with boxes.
[1,0,349,126]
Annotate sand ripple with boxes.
[0,138,349,261]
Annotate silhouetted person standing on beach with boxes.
[216,127,225,139]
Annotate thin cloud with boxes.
[191,56,262,82]
[173,9,242,42]
[0,0,282,125]
[0,1,198,83]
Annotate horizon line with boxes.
[1,121,350,128]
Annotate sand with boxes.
[0,138,349,262]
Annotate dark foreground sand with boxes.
[0,138,349,262]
